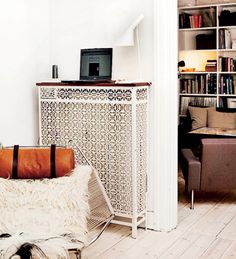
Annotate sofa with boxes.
[178,106,236,152]
[181,138,236,209]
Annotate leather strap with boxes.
[12,145,19,179]
[50,144,56,178]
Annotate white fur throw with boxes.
[0,165,92,258]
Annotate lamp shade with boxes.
[114,14,144,47]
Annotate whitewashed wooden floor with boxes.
[83,171,236,259]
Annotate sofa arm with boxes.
[180,149,201,192]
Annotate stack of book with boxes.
[179,13,203,29]
[219,57,236,72]
[205,60,217,72]
[219,76,236,94]
[219,29,231,49]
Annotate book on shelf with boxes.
[207,74,217,94]
[179,13,190,28]
[179,13,203,29]
[225,29,231,49]
[219,29,225,49]
[219,76,236,94]
[202,8,216,27]
[206,59,217,64]
[219,57,236,72]
[180,74,216,94]
[219,29,231,49]
[205,66,217,72]
[219,96,236,108]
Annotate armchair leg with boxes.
[190,190,194,209]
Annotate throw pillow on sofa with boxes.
[188,106,215,130]
[208,110,236,129]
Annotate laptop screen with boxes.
[80,48,112,80]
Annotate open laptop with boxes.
[61,48,113,84]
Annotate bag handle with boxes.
[12,144,57,179]
[50,144,56,178]
[12,145,19,179]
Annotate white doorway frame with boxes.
[149,0,178,231]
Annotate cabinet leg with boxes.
[132,221,137,239]
[190,190,194,210]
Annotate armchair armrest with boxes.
[180,149,201,192]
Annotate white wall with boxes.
[0,1,153,146]
[0,1,50,146]
[50,0,153,82]
[0,1,176,231]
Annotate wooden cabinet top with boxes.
[36,81,151,87]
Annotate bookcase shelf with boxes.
[179,2,236,114]
[180,49,217,52]
[180,93,217,97]
[180,72,217,74]
[218,49,236,52]
[179,27,217,32]
[218,94,236,97]
[178,4,218,10]
[219,72,236,74]
[219,26,236,29]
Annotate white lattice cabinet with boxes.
[37,82,149,238]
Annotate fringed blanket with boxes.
[0,165,92,259]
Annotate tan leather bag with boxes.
[0,145,75,179]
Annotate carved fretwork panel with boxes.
[136,103,147,214]
[39,86,148,218]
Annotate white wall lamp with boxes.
[114,14,144,80]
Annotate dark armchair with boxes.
[181,138,236,209]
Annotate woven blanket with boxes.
[0,165,92,259]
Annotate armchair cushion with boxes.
[200,139,236,190]
[181,139,236,193]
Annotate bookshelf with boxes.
[179,2,236,116]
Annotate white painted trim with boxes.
[38,88,42,145]
[131,89,138,239]
[150,0,178,231]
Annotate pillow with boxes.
[0,165,92,243]
[208,110,236,129]
[188,106,215,130]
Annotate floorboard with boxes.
[83,170,236,259]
